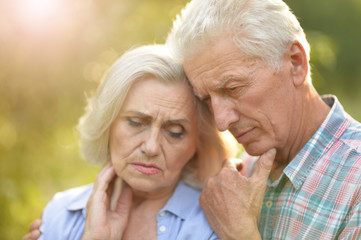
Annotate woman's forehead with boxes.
[121,77,197,121]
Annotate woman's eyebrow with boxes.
[124,111,152,119]
[125,111,190,125]
[165,119,190,125]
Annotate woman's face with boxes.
[109,77,198,196]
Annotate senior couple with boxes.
[24,0,361,239]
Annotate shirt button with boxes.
[159,211,166,217]
[159,225,166,232]
[265,200,273,208]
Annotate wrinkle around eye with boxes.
[127,117,144,127]
[165,124,185,139]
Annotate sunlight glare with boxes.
[13,0,69,32]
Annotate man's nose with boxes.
[140,128,161,157]
[211,96,239,132]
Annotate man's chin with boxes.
[243,143,272,157]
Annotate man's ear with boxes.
[288,41,308,87]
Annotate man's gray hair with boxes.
[167,0,311,72]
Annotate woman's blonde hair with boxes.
[78,44,233,188]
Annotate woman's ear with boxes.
[288,41,308,87]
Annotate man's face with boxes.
[184,35,297,156]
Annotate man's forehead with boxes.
[190,74,240,97]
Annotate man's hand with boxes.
[200,148,276,240]
[23,219,42,240]
[82,162,132,240]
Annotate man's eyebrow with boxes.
[214,77,239,90]
[194,78,233,101]
[194,76,240,100]
[194,92,206,99]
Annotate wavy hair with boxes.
[77,44,233,188]
[167,0,311,78]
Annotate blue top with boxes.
[39,181,218,240]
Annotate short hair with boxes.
[167,0,311,75]
[78,44,232,188]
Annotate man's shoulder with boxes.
[340,117,361,153]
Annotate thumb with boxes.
[251,148,276,184]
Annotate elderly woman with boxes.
[32,45,232,240]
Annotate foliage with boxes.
[0,0,360,239]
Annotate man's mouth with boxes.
[234,127,255,143]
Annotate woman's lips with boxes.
[131,162,161,175]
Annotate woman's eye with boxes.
[167,125,185,139]
[127,117,142,127]
[170,131,183,139]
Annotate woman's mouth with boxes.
[131,162,161,175]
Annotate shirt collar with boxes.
[66,184,93,217]
[283,95,351,189]
[65,181,200,220]
[159,181,201,220]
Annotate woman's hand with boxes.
[82,162,132,240]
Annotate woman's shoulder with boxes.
[49,184,93,208]
[39,184,93,240]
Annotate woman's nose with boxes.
[140,128,161,157]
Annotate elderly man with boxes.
[167,0,361,239]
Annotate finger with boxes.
[250,148,276,184]
[22,230,41,240]
[116,183,133,216]
[221,158,237,169]
[29,219,42,231]
[229,158,243,172]
[110,177,123,211]
[93,163,117,193]
[31,230,41,240]
[97,161,113,176]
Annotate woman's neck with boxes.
[122,182,179,240]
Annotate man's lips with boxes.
[131,162,161,175]
[233,128,255,143]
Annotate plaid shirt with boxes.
[243,95,361,239]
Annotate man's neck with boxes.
[272,85,331,181]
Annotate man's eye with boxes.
[201,96,211,107]
[225,87,238,94]
[203,96,211,103]
[127,117,142,127]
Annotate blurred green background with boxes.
[0,0,360,239]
